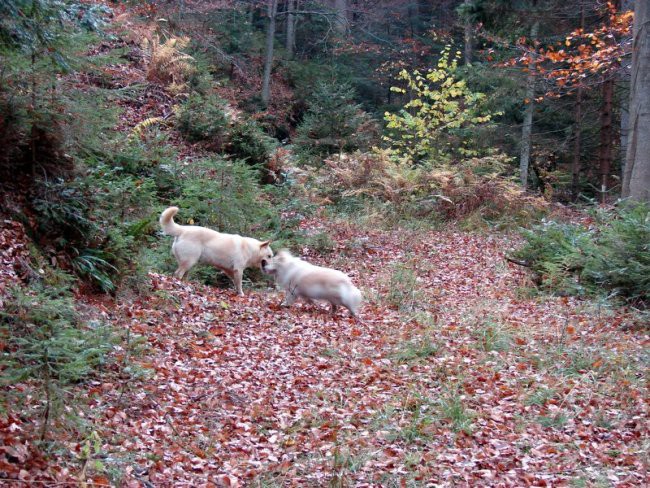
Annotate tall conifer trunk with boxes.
[286,0,296,58]
[262,0,278,105]
[519,19,539,189]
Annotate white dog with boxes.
[263,249,362,318]
[159,207,273,295]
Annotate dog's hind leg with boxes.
[172,239,200,280]
[173,257,199,280]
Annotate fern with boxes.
[142,35,195,92]
[129,116,165,140]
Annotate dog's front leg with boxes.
[281,286,297,307]
[233,269,244,296]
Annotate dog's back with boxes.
[159,207,273,294]
[274,252,362,317]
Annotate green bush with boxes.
[582,204,650,301]
[513,203,650,303]
[98,131,181,198]
[294,81,377,164]
[31,178,98,246]
[0,0,113,177]
[173,157,277,236]
[227,120,276,168]
[0,283,116,439]
[177,92,229,145]
[28,163,161,292]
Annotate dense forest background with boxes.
[0,0,648,485]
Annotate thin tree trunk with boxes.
[620,92,629,176]
[408,0,419,37]
[463,0,473,65]
[519,19,539,189]
[571,86,583,201]
[598,79,614,203]
[30,50,38,176]
[334,0,348,35]
[619,0,633,175]
[286,0,296,58]
[262,0,278,106]
[597,0,622,203]
[40,357,51,441]
[622,0,650,201]
[571,5,586,202]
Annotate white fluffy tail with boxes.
[160,207,182,236]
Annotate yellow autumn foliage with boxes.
[384,46,501,164]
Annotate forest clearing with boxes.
[1,0,648,486]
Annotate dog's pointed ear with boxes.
[260,240,271,248]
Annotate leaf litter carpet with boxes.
[94,223,648,486]
[1,220,647,486]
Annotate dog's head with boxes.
[258,240,274,273]
[262,249,292,275]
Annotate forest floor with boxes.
[4,216,647,486]
[1,2,648,486]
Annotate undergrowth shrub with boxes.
[317,150,546,224]
[101,131,181,196]
[177,97,281,181]
[383,45,500,164]
[32,178,98,247]
[173,157,277,236]
[0,283,116,440]
[513,203,650,304]
[227,120,277,169]
[294,81,377,164]
[303,231,336,254]
[0,0,113,179]
[177,92,229,146]
[385,260,421,311]
[27,160,160,292]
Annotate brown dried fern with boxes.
[142,35,195,91]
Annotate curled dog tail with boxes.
[160,207,182,236]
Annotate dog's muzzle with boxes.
[261,260,275,274]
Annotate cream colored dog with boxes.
[159,207,273,295]
[263,249,362,318]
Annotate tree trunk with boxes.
[408,0,420,37]
[622,0,650,202]
[619,0,633,175]
[571,5,586,202]
[262,0,278,106]
[598,79,614,203]
[620,91,629,175]
[519,19,539,189]
[334,0,348,35]
[571,86,583,201]
[286,0,296,58]
[463,0,473,65]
